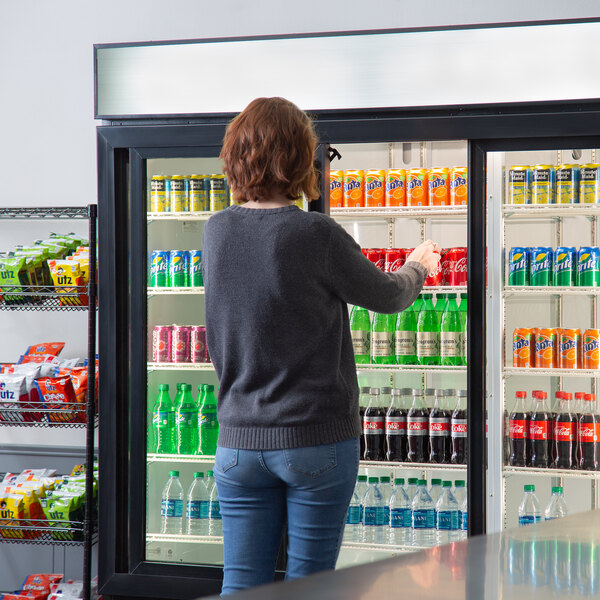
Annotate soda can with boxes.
[508,247,529,286]
[191,326,209,363]
[577,247,600,286]
[385,169,406,207]
[152,326,172,363]
[556,164,581,204]
[508,166,531,204]
[384,249,405,273]
[171,325,192,363]
[365,170,386,207]
[189,175,209,212]
[425,261,443,286]
[366,249,385,270]
[450,167,468,205]
[169,250,189,287]
[343,170,365,207]
[441,247,468,286]
[330,170,344,208]
[580,164,600,204]
[428,167,450,206]
[529,247,553,286]
[150,176,168,212]
[513,328,534,368]
[535,328,557,369]
[553,247,577,287]
[188,250,203,287]
[210,174,228,212]
[170,175,188,212]
[559,328,581,369]
[150,251,170,287]
[550,327,560,369]
[406,168,429,206]
[531,165,555,204]
[583,329,600,369]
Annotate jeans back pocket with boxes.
[215,447,239,472]
[284,444,337,477]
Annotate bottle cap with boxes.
[360,386,372,394]
[564,392,573,400]
[455,480,466,487]
[575,392,586,400]
[198,384,206,391]
[370,387,380,395]
[207,470,214,477]
[182,383,192,391]
[555,391,564,400]
[205,384,215,392]
[408,478,418,484]
[442,481,452,487]
[425,388,435,396]
[391,388,402,396]
[193,472,203,478]
[368,476,379,484]
[445,389,457,396]
[412,389,423,396]
[417,479,426,486]
[586,394,596,401]
[423,293,432,299]
[169,470,179,477]
[357,475,367,481]
[531,390,540,398]
[435,389,446,397]
[395,478,404,485]
[524,484,535,492]
[400,388,413,395]
[516,391,527,398]
[431,479,442,485]
[537,391,547,399]
[552,486,563,493]
[158,384,170,391]
[461,292,467,299]
[381,387,392,394]
[457,390,468,397]
[380,476,391,483]
[176,383,184,390]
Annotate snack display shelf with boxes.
[0,403,97,428]
[148,287,205,297]
[147,453,215,463]
[503,204,600,219]
[504,367,600,378]
[0,207,89,220]
[0,285,91,312]
[0,519,89,546]
[503,466,600,479]
[147,362,214,372]
[146,533,223,545]
[330,206,467,220]
[504,286,600,296]
[341,541,429,553]
[356,364,466,374]
[360,460,467,471]
[147,211,215,222]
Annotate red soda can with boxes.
[366,249,385,270]
[425,260,443,286]
[361,248,368,257]
[152,326,172,363]
[171,325,192,363]
[385,249,405,273]
[442,247,468,286]
[191,326,209,363]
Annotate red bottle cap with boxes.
[564,392,573,400]
[515,391,527,399]
[585,393,596,401]
[531,390,540,399]
[555,391,564,400]
[538,391,547,399]
[575,392,586,400]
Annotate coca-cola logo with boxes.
[509,421,526,438]
[529,422,548,439]
[454,257,467,272]
[408,421,426,431]
[452,423,467,433]
[555,424,574,440]
[430,422,449,431]
[364,421,384,430]
[390,259,404,272]
[579,426,596,441]
[386,422,405,431]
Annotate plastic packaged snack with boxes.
[0,493,27,539]
[23,344,65,358]
[34,377,79,424]
[48,261,85,306]
[5,364,43,421]
[0,374,29,423]
[0,256,31,304]
[19,574,64,599]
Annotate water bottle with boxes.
[209,480,222,536]
[459,494,468,540]
[379,475,394,528]
[186,472,210,535]
[428,478,443,505]
[406,477,419,502]
[343,487,362,543]
[160,470,184,534]
[453,480,466,534]
[389,477,412,546]
[412,479,435,547]
[545,486,568,520]
[362,477,386,544]
[436,481,460,545]
[205,470,215,497]
[518,484,541,526]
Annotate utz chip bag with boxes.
[23,343,65,358]
[18,354,60,367]
[0,493,26,539]
[41,496,83,541]
[19,574,63,599]
[0,256,30,304]
[34,377,78,424]
[7,364,42,421]
[47,582,83,600]
[48,261,86,306]
[0,374,29,423]
[4,487,45,539]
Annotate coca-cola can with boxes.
[384,248,406,273]
[366,248,385,271]
[442,247,468,286]
[425,259,443,286]
[191,326,209,363]
[171,325,192,363]
[152,326,172,363]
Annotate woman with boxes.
[203,97,440,595]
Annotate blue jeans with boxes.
[214,438,359,595]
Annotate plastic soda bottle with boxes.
[579,393,600,470]
[350,305,371,364]
[429,390,450,463]
[343,485,363,543]
[459,293,467,365]
[161,470,184,534]
[386,387,408,461]
[440,293,463,366]
[416,294,440,365]
[518,484,541,526]
[186,472,210,535]
[407,389,428,462]
[372,312,394,364]
[199,385,219,455]
[544,486,568,520]
[436,481,460,545]
[196,383,206,408]
[363,388,385,460]
[152,384,176,454]
[389,478,412,546]
[412,480,435,547]
[362,477,386,544]
[176,384,199,455]
[208,482,222,536]
[394,306,417,365]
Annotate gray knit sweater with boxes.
[203,204,427,449]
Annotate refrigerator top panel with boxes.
[96,20,600,118]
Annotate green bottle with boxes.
[372,312,395,364]
[412,295,424,314]
[435,293,448,315]
[173,383,184,410]
[199,385,219,456]
[196,383,206,408]
[416,294,440,365]
[350,305,371,364]
[177,383,199,455]
[459,293,468,365]
[440,294,463,366]
[152,384,176,454]
[395,307,417,365]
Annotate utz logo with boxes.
[46,383,56,392]
[330,179,342,191]
[514,338,530,351]
[407,178,423,190]
[584,339,599,353]
[509,253,527,272]
[0,382,14,400]
[344,180,360,192]
[451,176,467,189]
[429,176,445,190]
[55,266,72,285]
[386,179,404,191]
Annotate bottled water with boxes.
[205,470,215,497]
[545,486,568,521]
[208,480,222,536]
[406,477,419,502]
[518,484,541,526]
[436,481,460,545]
[355,475,369,521]
[412,479,435,547]
[379,476,394,527]
[389,477,412,546]
[186,472,210,535]
[161,470,184,534]
[362,477,386,544]
[453,480,466,509]
[343,486,363,543]
[459,494,468,540]
[428,478,443,505]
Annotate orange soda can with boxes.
[450,167,468,205]
[343,170,365,207]
[513,328,534,368]
[583,329,600,369]
[550,327,560,368]
[330,170,344,208]
[531,328,540,368]
[407,168,429,206]
[559,328,581,369]
[365,170,386,207]
[428,167,450,206]
[535,328,557,369]
[386,169,406,206]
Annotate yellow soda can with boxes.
[507,166,531,204]
[189,175,209,211]
[580,164,600,204]
[150,176,167,212]
[531,165,555,204]
[170,175,188,212]
[556,164,581,204]
[210,174,228,212]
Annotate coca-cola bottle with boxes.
[363,387,385,461]
[407,388,428,463]
[386,388,408,462]
[429,389,450,463]
[451,389,467,464]
[380,386,392,411]
[551,391,564,465]
[509,391,529,467]
[554,392,576,469]
[529,391,550,468]
[358,386,370,459]
[579,393,600,471]
[574,391,586,464]
[444,389,456,463]
[424,388,436,417]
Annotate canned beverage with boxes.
[330,170,344,208]
[365,170,385,207]
[407,169,429,206]
[559,328,581,369]
[583,329,600,369]
[169,250,189,287]
[170,175,188,212]
[210,174,228,212]
[385,169,406,206]
[508,166,531,204]
[531,165,555,204]
[189,175,209,212]
[343,170,365,207]
[171,325,192,363]
[508,247,529,286]
[577,247,600,286]
[150,176,168,212]
[188,250,203,287]
[580,164,600,204]
[152,326,172,363]
[529,247,553,286]
[366,249,385,270]
[513,328,534,368]
[150,251,170,287]
[384,249,405,273]
[450,167,468,205]
[556,164,581,204]
[428,167,450,206]
[425,261,443,286]
[441,247,468,286]
[191,326,209,363]
[535,328,557,369]
[553,247,577,287]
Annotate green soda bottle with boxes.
[416,294,440,365]
[459,293,468,365]
[199,385,219,455]
[350,305,371,364]
[372,312,394,364]
[412,295,424,314]
[177,384,199,455]
[440,294,463,366]
[435,293,448,315]
[152,384,176,454]
[173,383,184,411]
[395,307,417,365]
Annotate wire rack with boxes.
[0,402,97,428]
[0,207,90,220]
[0,285,91,311]
[0,518,90,545]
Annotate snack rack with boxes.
[0,206,97,600]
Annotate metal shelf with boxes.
[148,287,204,297]
[422,286,467,294]
[331,206,467,220]
[504,466,600,479]
[504,286,600,296]
[0,403,97,428]
[503,204,600,219]
[341,541,429,552]
[504,367,600,378]
[0,207,89,220]
[356,364,466,374]
[146,533,223,545]
[147,453,215,463]
[0,519,89,545]
[147,362,214,372]
[360,460,467,471]
[147,212,215,222]
[0,285,91,311]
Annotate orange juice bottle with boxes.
[428,168,450,206]
[406,168,429,206]
[365,170,386,207]
[386,169,406,206]
[450,167,468,205]
[343,170,365,207]
[330,170,344,207]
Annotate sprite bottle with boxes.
[440,294,463,366]
[459,293,468,365]
[176,383,199,455]
[395,307,417,365]
[416,294,440,365]
[152,384,176,454]
[372,312,395,364]
[350,305,371,364]
[199,384,219,455]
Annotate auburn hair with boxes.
[220,97,320,203]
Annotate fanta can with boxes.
[330,170,344,208]
[583,329,600,369]
[428,167,450,206]
[513,328,534,368]
[386,169,406,206]
[577,247,600,286]
[559,328,581,369]
[535,328,557,369]
[450,167,468,205]
[365,170,386,207]
[343,170,365,207]
[407,169,428,206]
[529,247,553,286]
[553,247,577,287]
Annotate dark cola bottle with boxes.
[363,387,385,461]
[529,391,550,468]
[509,391,528,467]
[579,393,600,471]
[386,388,408,462]
[358,386,370,459]
[554,392,576,469]
[429,389,450,463]
[451,389,467,464]
[445,389,457,463]
[574,391,586,465]
[550,390,563,466]
[407,388,428,462]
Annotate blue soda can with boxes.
[553,247,577,286]
[508,247,529,286]
[169,250,189,287]
[577,247,600,286]
[150,251,170,287]
[529,247,553,286]
[188,250,203,287]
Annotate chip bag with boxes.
[48,261,85,306]
[41,496,83,542]
[34,377,79,424]
[0,256,30,304]
[6,364,43,422]
[0,374,29,423]
[0,493,27,539]
[23,343,65,358]
[19,574,63,600]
